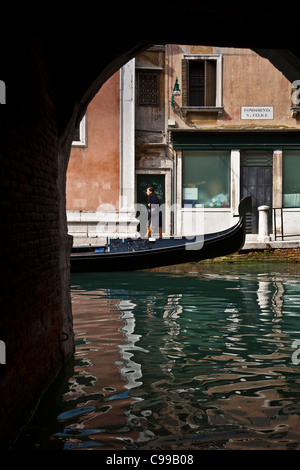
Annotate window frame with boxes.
[283,150,300,207]
[136,69,160,107]
[181,54,223,114]
[181,149,231,209]
[72,114,87,147]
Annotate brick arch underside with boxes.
[1,4,300,449]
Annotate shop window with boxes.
[182,150,230,208]
[283,150,300,207]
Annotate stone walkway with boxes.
[202,246,300,263]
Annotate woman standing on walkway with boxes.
[146,187,162,238]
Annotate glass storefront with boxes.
[283,150,300,207]
[182,150,230,208]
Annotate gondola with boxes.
[70,196,251,272]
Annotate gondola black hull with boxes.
[70,196,251,272]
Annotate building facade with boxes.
[66,45,300,245]
[66,62,139,241]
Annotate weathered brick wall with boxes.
[0,20,73,448]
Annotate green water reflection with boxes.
[18,263,300,450]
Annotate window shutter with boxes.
[204,60,216,106]
[181,59,189,107]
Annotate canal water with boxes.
[17,263,300,450]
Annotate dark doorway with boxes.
[136,174,166,234]
[241,151,273,234]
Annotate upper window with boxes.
[72,114,87,147]
[188,59,216,106]
[137,70,160,106]
[283,150,300,207]
[182,54,223,112]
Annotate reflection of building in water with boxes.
[67,272,300,449]
[256,279,284,316]
[117,299,145,390]
[62,291,140,449]
[198,275,298,450]
[160,294,184,375]
[122,273,299,448]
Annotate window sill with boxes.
[182,106,224,116]
[72,141,87,148]
[182,207,231,211]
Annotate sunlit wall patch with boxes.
[0,80,6,104]
[0,340,6,364]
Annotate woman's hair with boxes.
[147,186,154,193]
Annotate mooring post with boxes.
[257,205,271,242]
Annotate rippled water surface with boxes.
[18,263,300,450]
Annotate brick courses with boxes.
[0,23,73,449]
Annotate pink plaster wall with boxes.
[66,70,120,211]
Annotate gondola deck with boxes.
[70,196,251,272]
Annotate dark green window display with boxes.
[182,150,230,208]
[283,150,300,207]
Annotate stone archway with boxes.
[1,3,300,448]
